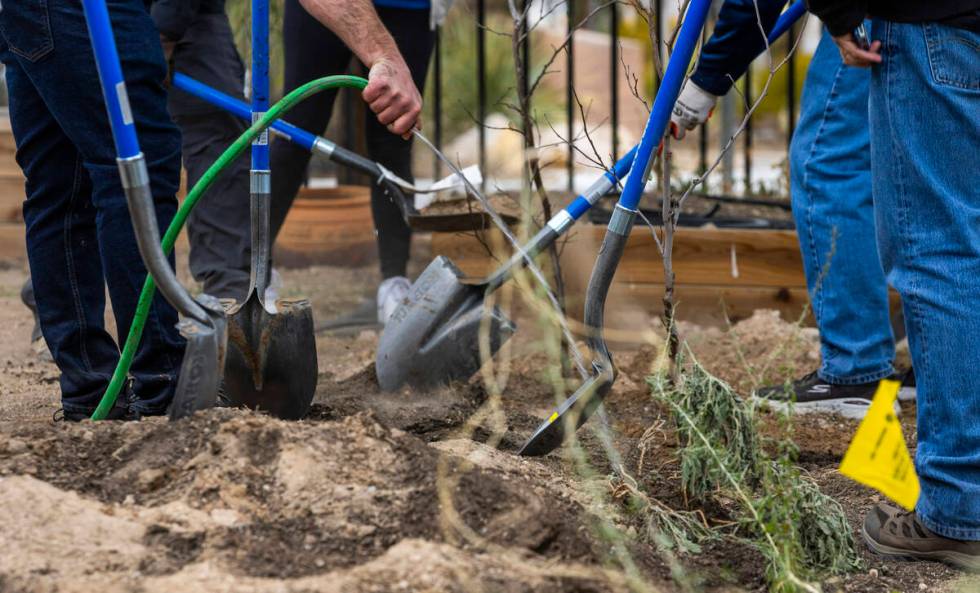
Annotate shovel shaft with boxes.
[171,73,407,208]
[80,0,139,159]
[617,0,713,212]
[81,0,209,324]
[251,0,270,172]
[770,1,807,44]
[481,145,638,293]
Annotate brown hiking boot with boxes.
[863,502,980,571]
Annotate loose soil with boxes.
[0,259,975,593]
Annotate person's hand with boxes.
[670,82,718,140]
[831,32,882,68]
[363,57,422,139]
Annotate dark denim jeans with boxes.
[0,0,185,415]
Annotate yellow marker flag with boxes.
[839,379,920,511]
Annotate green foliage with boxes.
[650,355,862,592]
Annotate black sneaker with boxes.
[753,370,900,419]
[863,502,980,571]
[898,368,916,402]
[54,380,138,422]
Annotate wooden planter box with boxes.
[273,185,375,268]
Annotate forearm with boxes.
[296,0,403,68]
[691,0,788,96]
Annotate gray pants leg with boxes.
[177,110,252,302]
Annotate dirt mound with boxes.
[0,410,609,591]
[309,365,488,441]
[685,309,820,394]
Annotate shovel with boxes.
[82,0,226,420]
[518,0,714,456]
[375,147,637,392]
[221,0,317,419]
[171,73,505,233]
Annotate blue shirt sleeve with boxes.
[690,0,788,96]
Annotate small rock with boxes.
[210,508,240,527]
[81,431,95,442]
[5,438,27,454]
[919,584,927,591]
[124,494,136,505]
[314,559,325,568]
[868,568,878,579]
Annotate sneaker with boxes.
[898,368,916,402]
[377,276,411,325]
[863,502,980,571]
[753,371,900,419]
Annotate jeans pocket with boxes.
[923,23,980,91]
[0,0,54,62]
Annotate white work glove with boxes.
[670,81,718,140]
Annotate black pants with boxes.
[271,1,436,279]
[171,13,252,301]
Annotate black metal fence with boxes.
[418,0,803,198]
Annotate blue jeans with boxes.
[0,0,185,415]
[869,20,980,540]
[789,29,895,385]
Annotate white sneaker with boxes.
[377,276,411,325]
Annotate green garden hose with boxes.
[91,75,369,420]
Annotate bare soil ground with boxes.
[0,257,976,593]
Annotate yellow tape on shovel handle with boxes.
[839,379,920,511]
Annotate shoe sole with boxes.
[752,396,901,420]
[862,524,980,572]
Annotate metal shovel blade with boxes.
[376,256,516,392]
[169,295,228,421]
[223,295,318,419]
[518,366,613,457]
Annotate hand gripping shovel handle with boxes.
[519,0,714,456]
[171,73,418,231]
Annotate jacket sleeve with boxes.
[690,0,789,97]
[151,0,204,41]
[805,0,866,36]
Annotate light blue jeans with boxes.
[869,20,980,540]
[789,29,895,385]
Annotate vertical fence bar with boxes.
[743,65,753,193]
[566,0,575,193]
[610,1,619,160]
[478,0,487,190]
[433,29,443,179]
[786,22,796,147]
